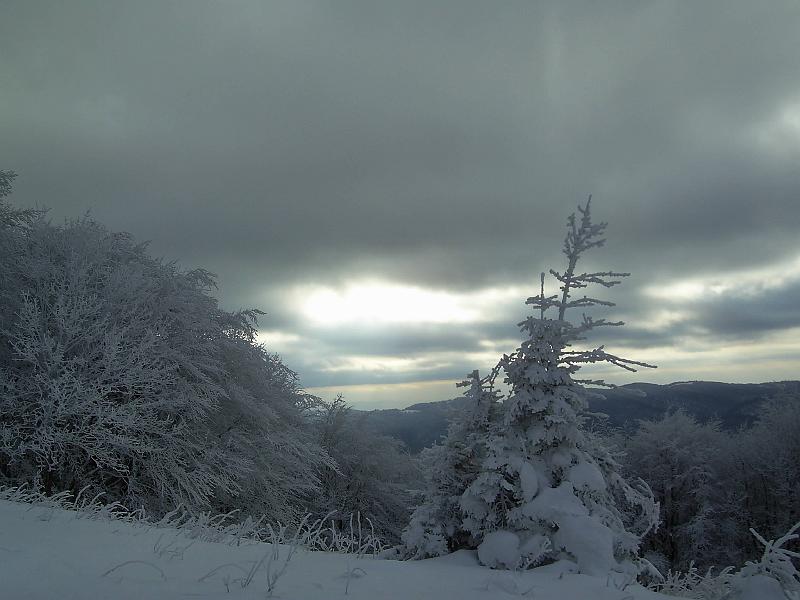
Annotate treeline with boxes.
[619,402,800,573]
[0,170,416,541]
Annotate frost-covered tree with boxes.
[0,219,237,509]
[0,170,13,198]
[720,398,800,565]
[399,370,501,558]
[0,170,43,367]
[0,184,329,518]
[309,395,418,543]
[203,319,332,522]
[461,198,658,574]
[625,410,726,571]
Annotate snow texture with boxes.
[477,530,521,569]
[0,498,675,600]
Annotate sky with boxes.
[2,1,799,409]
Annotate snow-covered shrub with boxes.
[646,522,800,600]
[0,220,235,510]
[461,199,659,574]
[648,562,733,600]
[309,396,418,544]
[0,178,328,518]
[399,370,500,558]
[477,530,526,569]
[205,333,331,523]
[726,522,800,600]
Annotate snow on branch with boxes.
[561,347,657,372]
[562,195,608,257]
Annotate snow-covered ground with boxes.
[0,499,672,600]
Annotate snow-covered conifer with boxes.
[461,198,658,574]
[400,369,501,558]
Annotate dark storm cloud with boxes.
[2,1,800,396]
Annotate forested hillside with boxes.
[363,380,800,453]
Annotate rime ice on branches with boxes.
[461,198,659,574]
[399,369,501,559]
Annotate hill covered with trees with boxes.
[362,380,800,453]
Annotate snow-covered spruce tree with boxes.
[461,198,659,574]
[399,369,501,558]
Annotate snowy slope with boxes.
[0,499,673,600]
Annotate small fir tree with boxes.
[461,198,659,574]
[400,369,501,558]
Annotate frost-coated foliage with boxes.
[625,411,727,571]
[648,562,733,600]
[206,329,331,523]
[728,522,800,600]
[399,370,500,558]
[647,522,800,600]
[1,223,239,509]
[729,399,800,559]
[0,483,388,556]
[460,199,659,574]
[619,396,800,573]
[0,170,41,229]
[0,177,328,519]
[309,396,418,544]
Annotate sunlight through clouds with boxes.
[292,281,524,326]
[255,329,302,351]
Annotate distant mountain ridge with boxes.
[359,380,800,453]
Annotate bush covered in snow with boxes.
[646,521,800,600]
[309,395,419,544]
[0,174,328,521]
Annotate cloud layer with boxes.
[2,1,799,407]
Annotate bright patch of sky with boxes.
[292,281,524,326]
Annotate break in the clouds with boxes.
[2,1,799,408]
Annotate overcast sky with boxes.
[2,1,799,408]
